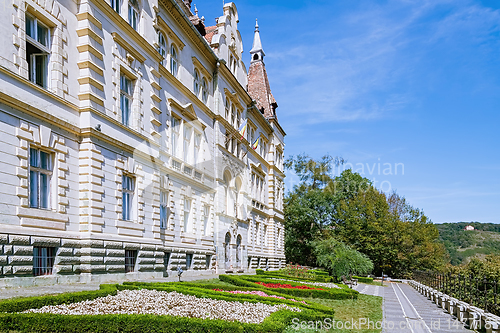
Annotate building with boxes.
[0,0,285,286]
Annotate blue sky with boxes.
[197,0,500,223]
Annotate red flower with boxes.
[255,282,324,290]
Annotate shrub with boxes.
[353,276,374,284]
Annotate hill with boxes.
[436,222,500,265]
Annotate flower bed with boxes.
[255,282,325,290]
[24,289,300,324]
[213,289,307,304]
[267,278,341,289]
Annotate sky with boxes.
[196,0,500,224]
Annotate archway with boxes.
[224,232,231,269]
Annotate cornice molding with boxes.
[159,65,215,119]
[192,56,212,81]
[112,32,146,63]
[156,15,186,50]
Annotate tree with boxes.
[312,238,373,279]
[285,154,446,278]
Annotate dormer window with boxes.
[128,0,139,30]
[170,44,178,77]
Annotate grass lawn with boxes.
[284,293,383,333]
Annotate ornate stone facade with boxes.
[0,0,285,286]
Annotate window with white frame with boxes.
[170,44,178,77]
[193,69,200,96]
[183,198,191,233]
[231,105,236,128]
[128,0,139,31]
[158,32,167,66]
[203,205,210,236]
[120,74,133,127]
[256,222,260,245]
[225,99,230,120]
[193,132,201,165]
[160,190,169,229]
[264,225,268,246]
[122,174,135,221]
[171,117,180,157]
[201,78,208,104]
[110,0,120,13]
[183,125,192,163]
[236,111,241,129]
[25,13,50,88]
[29,148,52,209]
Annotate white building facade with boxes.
[0,0,285,286]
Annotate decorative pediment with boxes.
[167,98,206,129]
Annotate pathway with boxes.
[353,282,472,333]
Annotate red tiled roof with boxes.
[248,61,277,120]
[204,26,217,44]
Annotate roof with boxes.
[204,26,217,44]
[248,61,277,120]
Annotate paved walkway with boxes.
[353,282,472,333]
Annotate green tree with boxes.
[312,238,374,279]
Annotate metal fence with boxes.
[413,270,500,316]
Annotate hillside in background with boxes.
[437,222,500,265]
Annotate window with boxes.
[25,13,50,88]
[170,44,178,77]
[128,0,139,30]
[158,32,167,66]
[225,99,230,120]
[33,247,55,276]
[183,125,192,163]
[201,78,208,103]
[186,253,193,269]
[203,206,210,236]
[29,148,52,209]
[205,255,211,269]
[193,132,201,165]
[171,117,180,157]
[231,106,236,127]
[256,222,260,245]
[122,174,134,221]
[110,0,120,13]
[193,70,200,96]
[120,74,133,126]
[164,252,171,269]
[125,250,137,272]
[160,191,169,229]
[183,198,191,233]
[264,225,268,246]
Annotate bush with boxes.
[0,281,334,333]
[353,276,374,284]
[256,270,332,283]
[0,284,118,313]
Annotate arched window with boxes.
[158,32,167,66]
[236,235,242,267]
[193,69,200,96]
[170,44,178,77]
[231,105,236,127]
[223,172,231,214]
[225,99,230,120]
[128,0,139,31]
[201,78,208,104]
[224,232,231,269]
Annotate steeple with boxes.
[250,19,265,63]
[248,20,278,120]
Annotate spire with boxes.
[250,19,265,63]
[248,19,277,120]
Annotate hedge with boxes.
[353,276,374,284]
[0,282,334,333]
[0,284,118,313]
[219,275,358,300]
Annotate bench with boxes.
[342,275,358,288]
